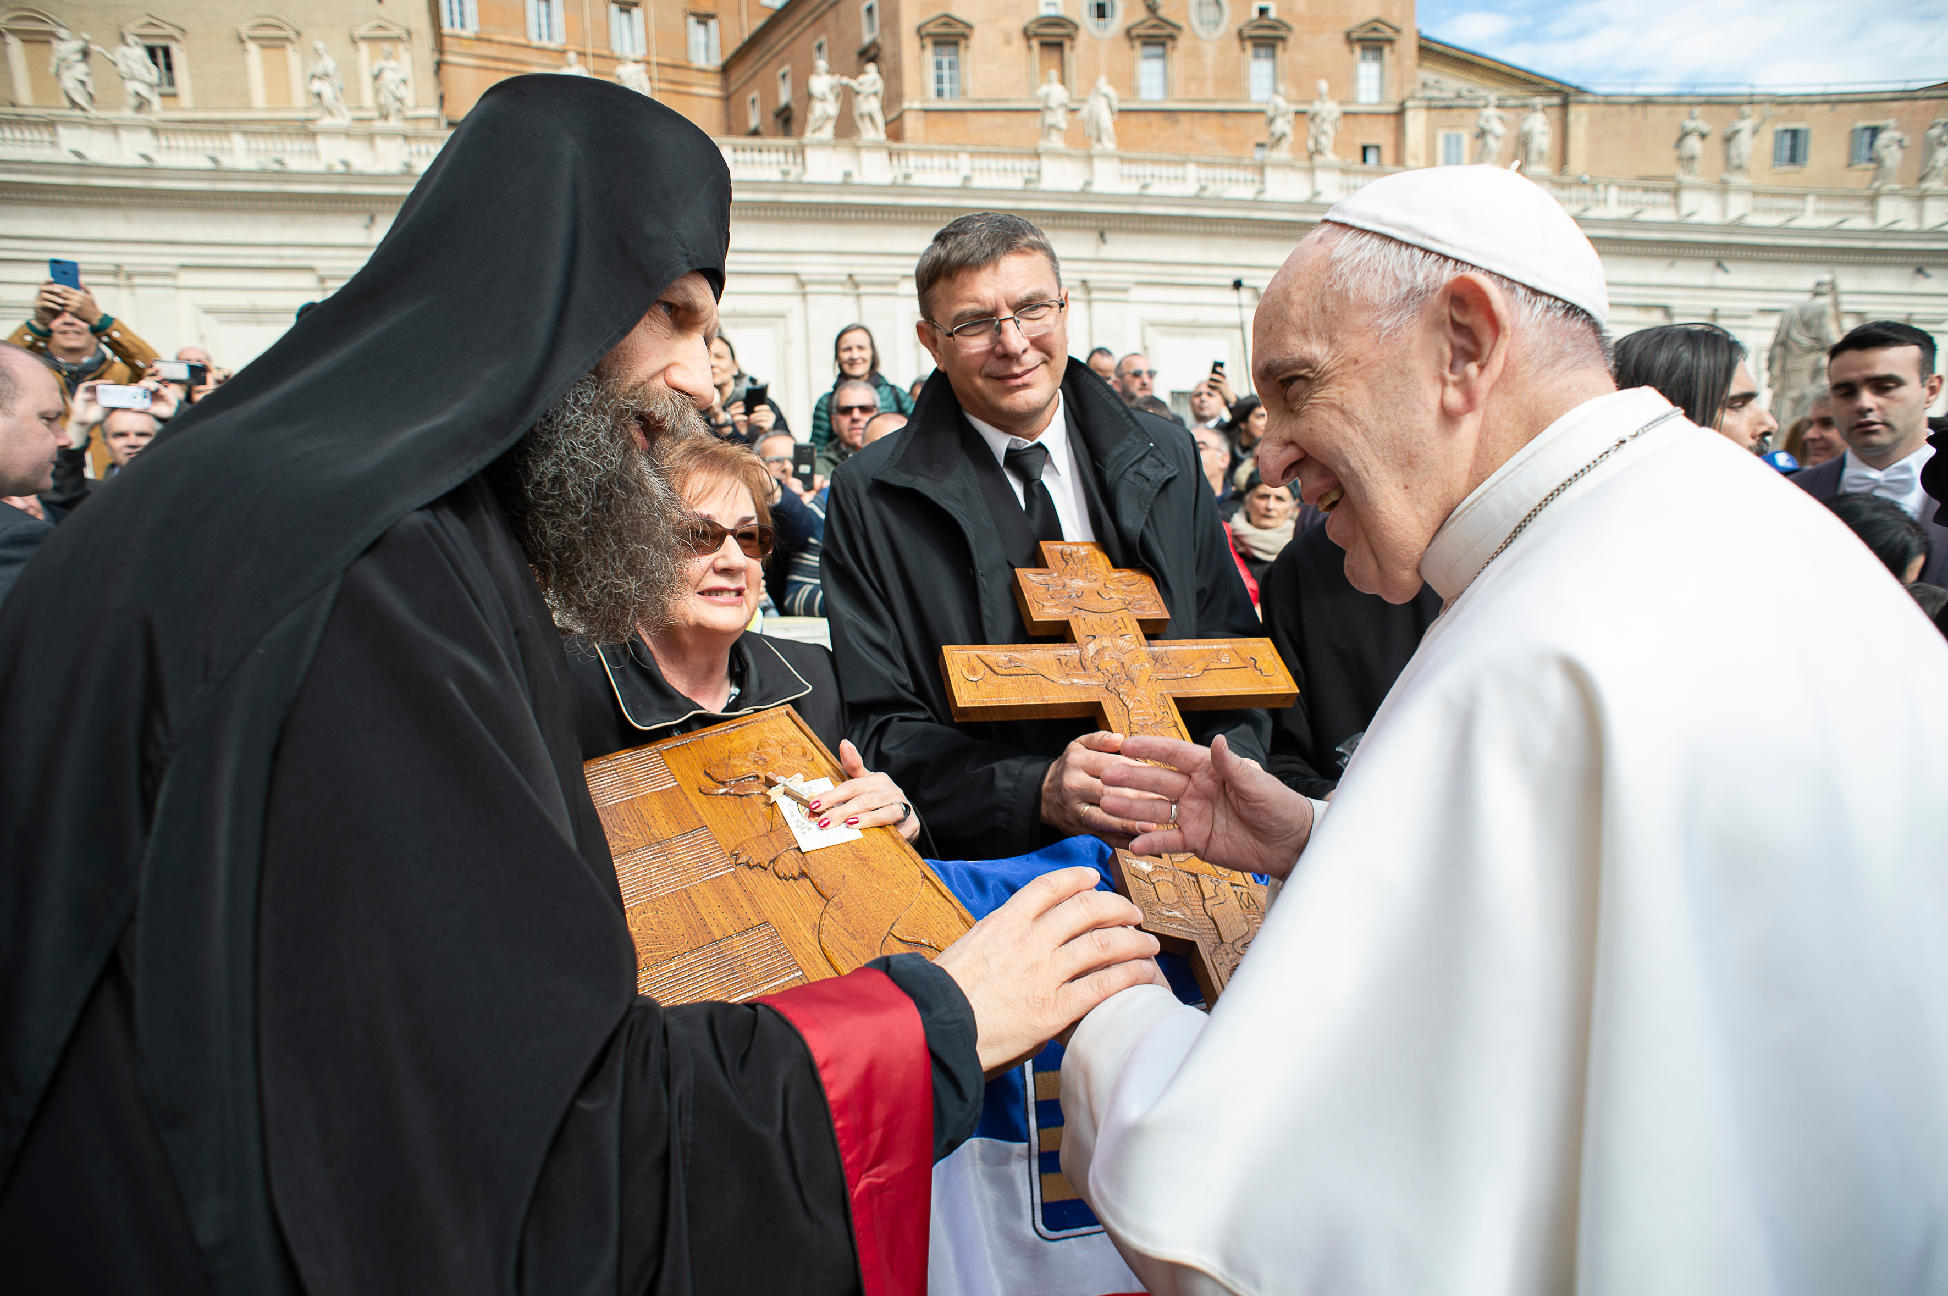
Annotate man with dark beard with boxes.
[0,78,1161,1294]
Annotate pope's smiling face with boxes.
[1251,232,1468,604]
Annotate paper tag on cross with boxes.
[940,542,1297,1002]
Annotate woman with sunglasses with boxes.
[568,435,921,841]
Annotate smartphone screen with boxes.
[792,443,816,492]
[48,259,81,290]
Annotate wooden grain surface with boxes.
[583,706,972,1004]
[940,541,1297,1001]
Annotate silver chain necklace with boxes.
[1441,408,1681,614]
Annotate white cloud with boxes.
[1419,0,1948,90]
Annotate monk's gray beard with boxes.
[491,372,707,644]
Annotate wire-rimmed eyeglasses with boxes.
[927,297,1066,350]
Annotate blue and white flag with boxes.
[925,837,1205,1296]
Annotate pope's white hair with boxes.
[1317,223,1612,370]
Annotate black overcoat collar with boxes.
[595,632,814,737]
[875,360,1178,643]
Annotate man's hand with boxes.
[1208,370,1236,407]
[137,373,181,421]
[1099,734,1312,880]
[63,285,102,327]
[1039,731,1164,846]
[32,283,63,327]
[746,400,777,434]
[68,381,105,432]
[934,865,1165,1076]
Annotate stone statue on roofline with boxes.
[1767,275,1843,434]
[1265,88,1294,159]
[308,41,351,125]
[1517,98,1550,174]
[1471,94,1506,165]
[1722,104,1771,182]
[1083,75,1119,152]
[848,62,886,141]
[1306,80,1339,160]
[1036,70,1072,147]
[52,26,96,112]
[804,58,842,140]
[373,46,412,126]
[1674,107,1709,179]
[1870,127,1908,189]
[102,32,162,115]
[1920,120,1948,189]
[616,59,651,96]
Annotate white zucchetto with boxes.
[1323,165,1610,327]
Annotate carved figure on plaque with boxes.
[1036,69,1072,146]
[1870,126,1909,189]
[847,61,886,141]
[1920,119,1948,189]
[1722,104,1769,181]
[1083,74,1119,151]
[1675,107,1709,179]
[52,26,96,113]
[940,542,1298,1000]
[372,45,412,125]
[307,41,351,125]
[1265,88,1295,159]
[804,57,842,140]
[102,32,162,115]
[1517,98,1550,173]
[1472,93,1507,165]
[615,58,652,96]
[1767,275,1844,433]
[1306,79,1340,160]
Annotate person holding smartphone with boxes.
[9,264,160,483]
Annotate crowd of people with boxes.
[0,76,1941,1296]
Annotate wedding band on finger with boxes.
[1168,801,1178,825]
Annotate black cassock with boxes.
[0,78,973,1295]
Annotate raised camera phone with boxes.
[96,384,153,410]
[48,258,81,290]
[1211,360,1225,374]
[792,443,817,493]
[744,382,769,412]
[153,361,208,386]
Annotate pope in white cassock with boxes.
[1064,166,1948,1294]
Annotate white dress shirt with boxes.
[1839,443,1935,519]
[966,394,1098,544]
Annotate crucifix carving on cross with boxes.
[940,541,1297,1001]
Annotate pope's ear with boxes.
[1437,272,1509,415]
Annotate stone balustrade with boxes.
[4,108,1943,232]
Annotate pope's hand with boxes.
[1099,734,1312,880]
[934,865,1165,1077]
[1039,731,1165,846]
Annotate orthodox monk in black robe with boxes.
[0,77,1159,1294]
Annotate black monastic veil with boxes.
[0,77,969,1293]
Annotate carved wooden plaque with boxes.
[583,706,973,1004]
[940,542,1297,1003]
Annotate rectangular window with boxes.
[441,0,478,32]
[932,41,961,99]
[1849,124,1880,166]
[862,0,880,40]
[1138,41,1167,101]
[1038,40,1064,84]
[686,14,719,66]
[1361,143,1382,165]
[144,44,177,93]
[611,3,646,56]
[260,44,294,107]
[1773,126,1809,168]
[1253,1,1275,14]
[526,0,562,44]
[1040,0,1063,12]
[747,91,761,131]
[1087,0,1115,33]
[777,65,792,106]
[1439,130,1465,165]
[813,36,828,65]
[1355,45,1381,104]
[1248,43,1275,102]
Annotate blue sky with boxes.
[1416,0,1948,92]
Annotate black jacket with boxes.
[0,501,50,610]
[567,630,847,760]
[1259,524,1441,798]
[822,361,1269,860]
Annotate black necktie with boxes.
[1004,442,1064,544]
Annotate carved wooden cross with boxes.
[940,541,1297,1002]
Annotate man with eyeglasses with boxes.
[1114,352,1157,403]
[822,210,1267,865]
[815,377,878,477]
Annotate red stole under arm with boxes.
[759,967,932,1296]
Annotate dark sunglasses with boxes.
[682,517,774,560]
[835,403,878,416]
